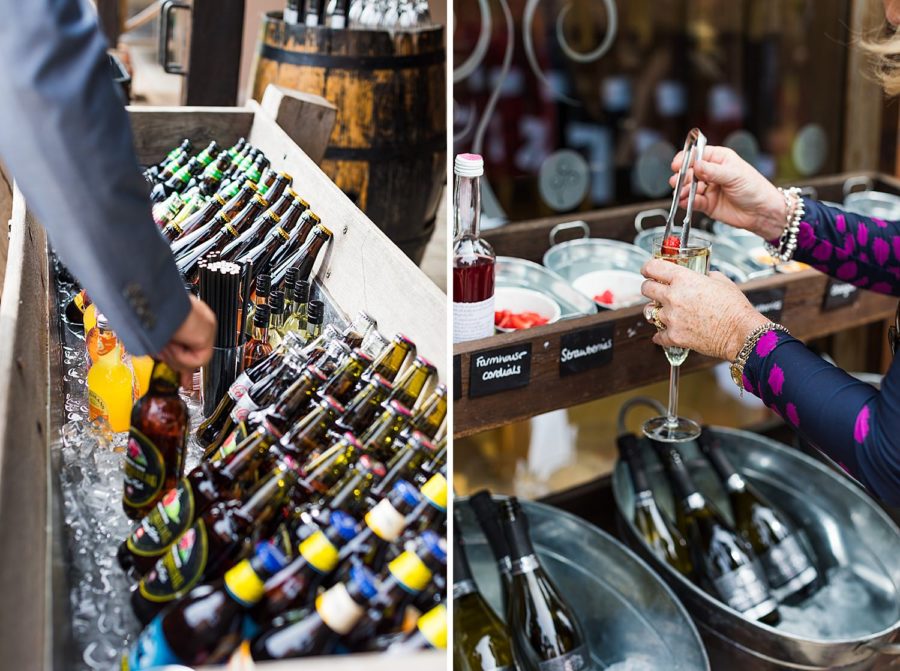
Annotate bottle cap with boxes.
[454,153,484,178]
[372,374,394,391]
[322,395,346,416]
[309,211,322,223]
[294,279,311,303]
[415,356,437,373]
[352,348,374,365]
[389,400,413,418]
[299,530,340,574]
[278,171,292,181]
[358,454,387,478]
[420,473,447,511]
[388,550,432,593]
[392,479,421,508]
[329,509,360,541]
[244,181,259,192]
[349,564,379,600]
[253,304,270,327]
[416,604,447,649]
[267,211,282,224]
[306,364,328,382]
[409,431,436,452]
[341,431,363,449]
[420,529,447,565]
[285,266,299,287]
[256,274,272,294]
[269,290,285,314]
[317,223,334,237]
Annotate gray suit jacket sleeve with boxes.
[0,0,190,355]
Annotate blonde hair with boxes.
[861,28,900,96]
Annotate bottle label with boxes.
[215,423,249,462]
[138,522,209,603]
[315,583,364,635]
[125,480,196,557]
[453,296,495,343]
[537,646,590,671]
[711,561,775,617]
[364,499,407,542]
[229,372,252,400]
[88,389,108,421]
[231,394,260,423]
[510,554,540,576]
[123,428,166,509]
[760,534,817,593]
[125,616,184,669]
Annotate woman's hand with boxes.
[641,259,769,361]
[671,145,787,240]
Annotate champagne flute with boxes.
[643,234,711,442]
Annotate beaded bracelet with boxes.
[730,322,791,393]
[764,187,804,263]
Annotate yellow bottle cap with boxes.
[279,171,293,180]
[420,473,447,511]
[224,558,266,606]
[254,194,269,208]
[268,211,282,223]
[287,188,300,199]
[388,550,431,593]
[417,604,447,649]
[318,223,333,237]
[299,530,340,574]
[245,181,259,192]
[299,198,310,208]
[309,211,322,223]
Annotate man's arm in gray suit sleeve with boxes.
[0,0,190,355]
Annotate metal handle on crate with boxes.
[843,175,873,198]
[159,0,190,76]
[549,220,590,246]
[634,208,669,233]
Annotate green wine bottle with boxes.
[653,442,781,625]
[500,497,590,671]
[453,517,517,671]
[617,433,692,576]
[698,430,819,604]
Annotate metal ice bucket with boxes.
[456,496,710,670]
[496,256,598,319]
[843,176,900,220]
[612,426,900,670]
[543,221,651,282]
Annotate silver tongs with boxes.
[662,128,707,249]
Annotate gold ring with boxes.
[650,305,666,330]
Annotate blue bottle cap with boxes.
[350,563,379,600]
[421,530,447,565]
[392,479,421,507]
[254,540,288,574]
[329,509,359,541]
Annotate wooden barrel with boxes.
[252,15,446,265]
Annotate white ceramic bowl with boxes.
[572,269,647,310]
[494,287,562,332]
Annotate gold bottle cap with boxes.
[268,211,282,223]
[299,198,310,208]
[279,171,293,181]
[245,181,259,192]
[308,211,322,223]
[318,223,333,237]
[287,188,300,199]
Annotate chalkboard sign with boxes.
[822,280,860,311]
[453,355,462,400]
[745,287,786,322]
[559,323,615,376]
[468,343,532,398]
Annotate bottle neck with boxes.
[658,446,706,511]
[619,436,652,497]
[221,430,270,479]
[500,505,539,572]
[240,466,296,519]
[411,391,446,437]
[452,529,478,597]
[371,342,410,381]
[391,366,431,406]
[454,173,482,239]
[148,360,180,394]
[698,434,745,492]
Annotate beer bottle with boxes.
[421,434,446,477]
[259,171,292,203]
[248,510,360,631]
[372,431,436,498]
[268,209,318,271]
[279,395,346,460]
[243,272,272,337]
[227,137,247,159]
[404,383,447,439]
[386,603,447,653]
[360,400,412,463]
[358,334,414,386]
[124,541,288,669]
[144,138,191,182]
[387,356,436,410]
[250,564,379,660]
[272,222,333,287]
[118,428,275,576]
[239,198,309,272]
[402,471,448,536]
[316,348,372,404]
[340,312,378,350]
[163,190,224,243]
[293,455,385,531]
[150,156,203,202]
[296,432,364,496]
[85,312,118,370]
[131,460,300,624]
[333,374,394,438]
[196,158,226,197]
[64,288,91,324]
[170,181,257,255]
[123,361,188,520]
[194,140,221,166]
[223,189,297,262]
[344,480,421,572]
[151,150,188,185]
[268,290,286,347]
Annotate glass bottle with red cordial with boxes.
[452,153,495,343]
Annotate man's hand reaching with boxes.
[158,295,216,388]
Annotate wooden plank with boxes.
[260,85,337,164]
[185,0,245,106]
[844,0,884,172]
[126,106,255,164]
[453,270,896,438]
[0,185,50,670]
[245,100,447,382]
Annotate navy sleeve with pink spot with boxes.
[743,329,900,507]
[794,198,900,294]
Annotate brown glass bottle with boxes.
[123,361,188,520]
[240,197,309,272]
[170,180,257,256]
[144,138,191,182]
[273,222,333,287]
[333,374,394,438]
[404,383,447,439]
[387,356,436,410]
[150,157,202,202]
[222,188,299,262]
[360,400,413,463]
[131,461,299,625]
[360,334,416,386]
[268,210,319,272]
[117,427,274,576]
[371,431,437,498]
[260,171,292,204]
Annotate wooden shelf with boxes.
[453,172,899,438]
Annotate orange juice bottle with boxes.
[87,342,135,432]
[131,355,154,399]
[86,313,117,370]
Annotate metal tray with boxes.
[456,496,710,671]
[497,256,598,319]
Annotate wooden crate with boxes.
[452,172,899,438]
[0,103,445,670]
